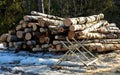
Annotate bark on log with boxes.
[38,17,64,27]
[25,33,32,40]
[31,11,64,20]
[97,27,120,33]
[69,21,97,31]
[0,34,8,42]
[97,44,120,52]
[8,30,16,35]
[16,31,25,39]
[23,15,42,21]
[78,33,119,39]
[64,13,104,26]
[79,20,108,35]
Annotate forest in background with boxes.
[0,0,120,35]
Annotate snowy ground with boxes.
[0,43,120,75]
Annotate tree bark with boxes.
[31,11,64,20]
[64,13,104,26]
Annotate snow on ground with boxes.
[0,43,120,75]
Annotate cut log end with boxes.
[64,18,72,26]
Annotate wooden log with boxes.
[68,31,79,39]
[57,25,69,32]
[25,33,32,40]
[19,20,25,25]
[32,48,43,52]
[7,35,17,42]
[69,21,97,31]
[31,11,64,20]
[108,27,119,30]
[78,33,118,39]
[105,23,116,27]
[41,44,51,48]
[32,23,40,31]
[39,35,46,43]
[16,31,25,39]
[44,37,50,44]
[48,47,67,52]
[24,28,33,32]
[23,15,42,21]
[8,30,16,35]
[26,40,36,45]
[40,28,48,33]
[0,34,8,42]
[97,44,120,52]
[79,20,108,35]
[13,41,24,46]
[97,27,120,33]
[8,42,13,48]
[64,13,104,26]
[16,25,23,30]
[22,22,28,28]
[84,39,120,44]
[38,17,64,27]
[55,35,66,40]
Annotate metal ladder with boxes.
[54,37,98,68]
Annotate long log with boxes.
[79,20,108,35]
[23,15,42,21]
[25,33,32,40]
[69,21,97,31]
[78,33,119,39]
[16,31,25,39]
[38,17,64,27]
[97,44,120,52]
[31,11,64,20]
[64,13,104,26]
[55,35,66,40]
[0,34,8,42]
[97,27,120,33]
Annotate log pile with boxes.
[0,11,120,52]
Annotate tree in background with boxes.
[0,0,120,35]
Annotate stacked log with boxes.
[0,11,120,52]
